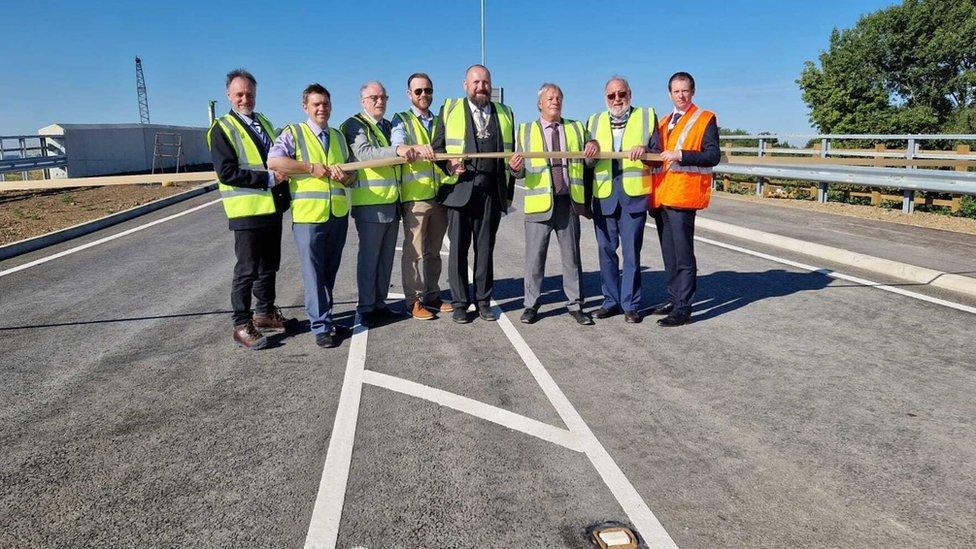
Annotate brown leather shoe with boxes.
[253,307,293,330]
[426,298,453,313]
[233,320,269,350]
[410,301,435,320]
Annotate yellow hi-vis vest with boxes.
[341,114,400,207]
[392,110,440,202]
[286,123,350,223]
[439,98,514,186]
[206,112,278,219]
[517,119,586,214]
[586,107,655,199]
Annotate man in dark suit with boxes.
[431,64,515,323]
[208,68,293,350]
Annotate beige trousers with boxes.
[401,199,448,304]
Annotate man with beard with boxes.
[341,81,418,328]
[391,72,451,320]
[431,64,515,323]
[586,76,661,324]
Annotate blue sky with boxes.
[1,1,897,138]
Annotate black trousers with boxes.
[652,207,697,315]
[446,187,501,307]
[231,224,282,326]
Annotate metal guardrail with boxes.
[718,133,976,213]
[0,135,65,181]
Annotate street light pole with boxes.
[480,0,486,65]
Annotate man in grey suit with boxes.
[341,81,418,327]
[508,83,599,325]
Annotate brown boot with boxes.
[410,300,435,320]
[426,298,453,313]
[233,320,269,350]
[254,307,293,331]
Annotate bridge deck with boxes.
[1,192,973,548]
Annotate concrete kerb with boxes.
[0,181,218,261]
[696,216,976,299]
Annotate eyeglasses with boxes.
[412,87,433,96]
[606,91,630,100]
[363,94,388,103]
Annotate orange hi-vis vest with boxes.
[653,104,716,210]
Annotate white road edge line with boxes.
[444,239,678,548]
[362,370,584,452]
[303,292,405,549]
[0,198,222,278]
[644,222,976,315]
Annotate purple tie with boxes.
[550,123,566,194]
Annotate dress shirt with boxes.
[540,117,569,195]
[468,99,491,135]
[268,118,330,161]
[668,109,687,130]
[390,105,434,147]
[235,109,275,188]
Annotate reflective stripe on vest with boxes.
[440,98,514,186]
[394,110,440,202]
[586,107,655,199]
[206,113,278,219]
[287,123,350,222]
[342,114,399,207]
[518,119,586,214]
[653,104,716,210]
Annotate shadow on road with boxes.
[491,267,834,324]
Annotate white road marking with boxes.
[0,198,221,278]
[304,293,405,549]
[644,221,976,315]
[304,320,369,549]
[362,370,584,452]
[442,239,679,548]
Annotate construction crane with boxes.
[135,56,150,124]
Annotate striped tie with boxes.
[251,117,270,149]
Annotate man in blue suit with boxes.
[586,76,661,323]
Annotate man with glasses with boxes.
[431,64,515,323]
[391,73,451,320]
[586,76,660,324]
[341,81,419,327]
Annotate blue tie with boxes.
[319,131,329,151]
[251,117,270,149]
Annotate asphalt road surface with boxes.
[2,190,974,548]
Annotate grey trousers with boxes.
[292,218,348,335]
[523,194,584,311]
[355,218,398,314]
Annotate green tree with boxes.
[798,0,976,134]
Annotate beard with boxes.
[609,104,630,118]
[469,91,490,107]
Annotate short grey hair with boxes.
[226,68,256,89]
[360,80,386,98]
[536,82,563,100]
[604,75,630,92]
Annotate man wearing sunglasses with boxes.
[586,76,661,324]
[341,81,419,328]
[391,73,451,321]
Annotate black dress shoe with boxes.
[520,307,538,324]
[332,324,353,337]
[478,303,496,321]
[315,332,338,348]
[594,305,622,319]
[624,310,643,324]
[648,302,674,315]
[358,312,375,328]
[374,305,405,318]
[568,310,594,326]
[452,308,471,324]
[657,312,691,327]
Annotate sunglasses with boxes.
[412,88,433,96]
[606,91,630,100]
